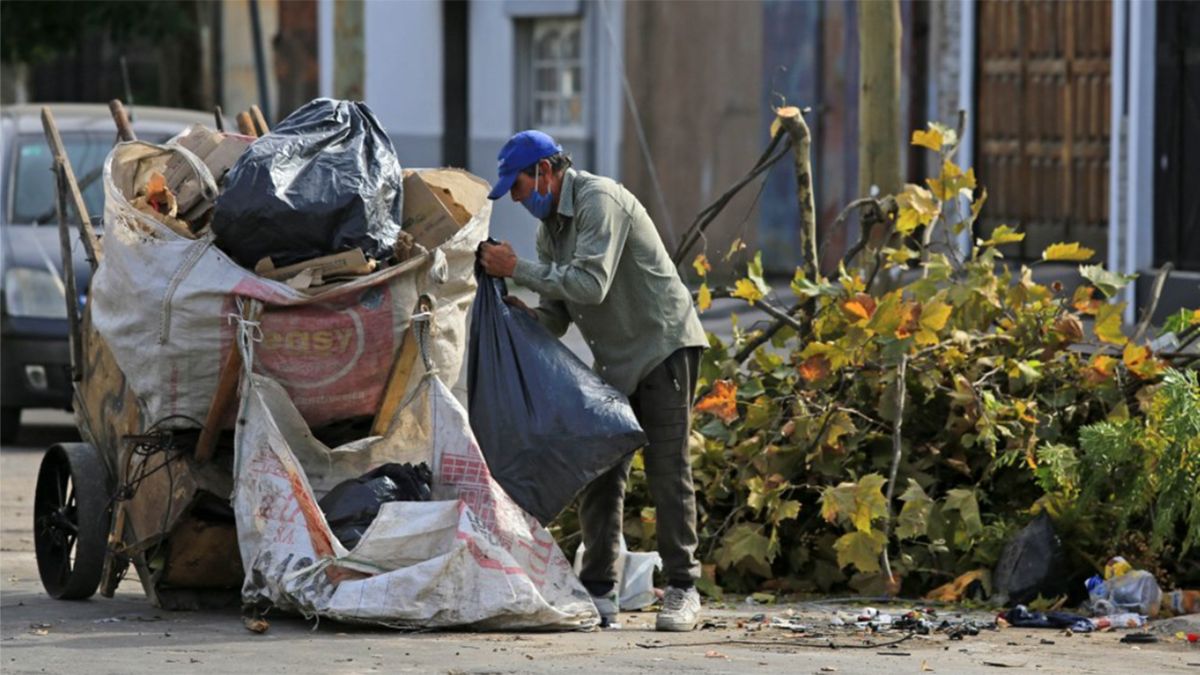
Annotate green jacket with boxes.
[512,168,707,395]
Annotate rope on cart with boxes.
[228,297,264,376]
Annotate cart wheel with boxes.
[34,443,111,600]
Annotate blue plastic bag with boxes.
[467,266,646,524]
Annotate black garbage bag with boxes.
[992,511,1068,606]
[212,98,403,268]
[318,462,432,550]
[467,266,647,525]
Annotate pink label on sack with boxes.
[223,283,396,426]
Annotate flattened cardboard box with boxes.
[401,169,490,250]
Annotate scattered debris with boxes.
[1086,556,1163,617]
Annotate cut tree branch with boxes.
[672,130,791,266]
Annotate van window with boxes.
[10,134,112,225]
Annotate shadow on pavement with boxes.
[4,421,81,452]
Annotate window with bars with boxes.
[518,17,585,132]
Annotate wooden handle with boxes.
[249,105,269,136]
[194,345,242,463]
[40,107,103,268]
[108,99,136,142]
[370,330,420,436]
[236,111,258,137]
[213,105,226,132]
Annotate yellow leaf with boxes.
[914,329,939,346]
[799,341,851,371]
[979,224,1025,247]
[724,237,746,261]
[1042,242,1096,262]
[1123,343,1165,380]
[967,187,989,228]
[927,159,974,200]
[697,282,712,312]
[730,278,764,305]
[886,247,918,264]
[920,300,953,332]
[896,184,939,224]
[834,530,885,573]
[692,253,711,277]
[912,127,943,151]
[696,380,738,423]
[1094,302,1127,345]
[896,206,922,236]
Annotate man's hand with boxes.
[503,295,538,319]
[479,241,518,278]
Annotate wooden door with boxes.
[975,0,1111,260]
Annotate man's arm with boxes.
[511,193,631,306]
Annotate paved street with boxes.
[2,411,1198,674]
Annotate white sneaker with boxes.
[591,590,620,629]
[656,586,701,632]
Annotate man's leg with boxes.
[577,453,633,626]
[634,347,703,630]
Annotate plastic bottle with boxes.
[1093,613,1146,630]
[1102,557,1163,617]
[1162,590,1200,617]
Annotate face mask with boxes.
[521,164,554,220]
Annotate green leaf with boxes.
[834,530,886,573]
[791,268,837,298]
[772,499,802,525]
[714,523,776,574]
[1160,308,1200,336]
[944,488,983,536]
[866,290,904,337]
[896,479,934,540]
[822,473,888,533]
[1079,264,1137,299]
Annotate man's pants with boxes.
[578,347,703,595]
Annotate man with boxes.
[479,130,708,631]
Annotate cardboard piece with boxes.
[164,124,254,224]
[401,169,490,250]
[254,248,375,282]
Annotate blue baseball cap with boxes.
[487,130,563,200]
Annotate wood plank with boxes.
[370,328,421,436]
